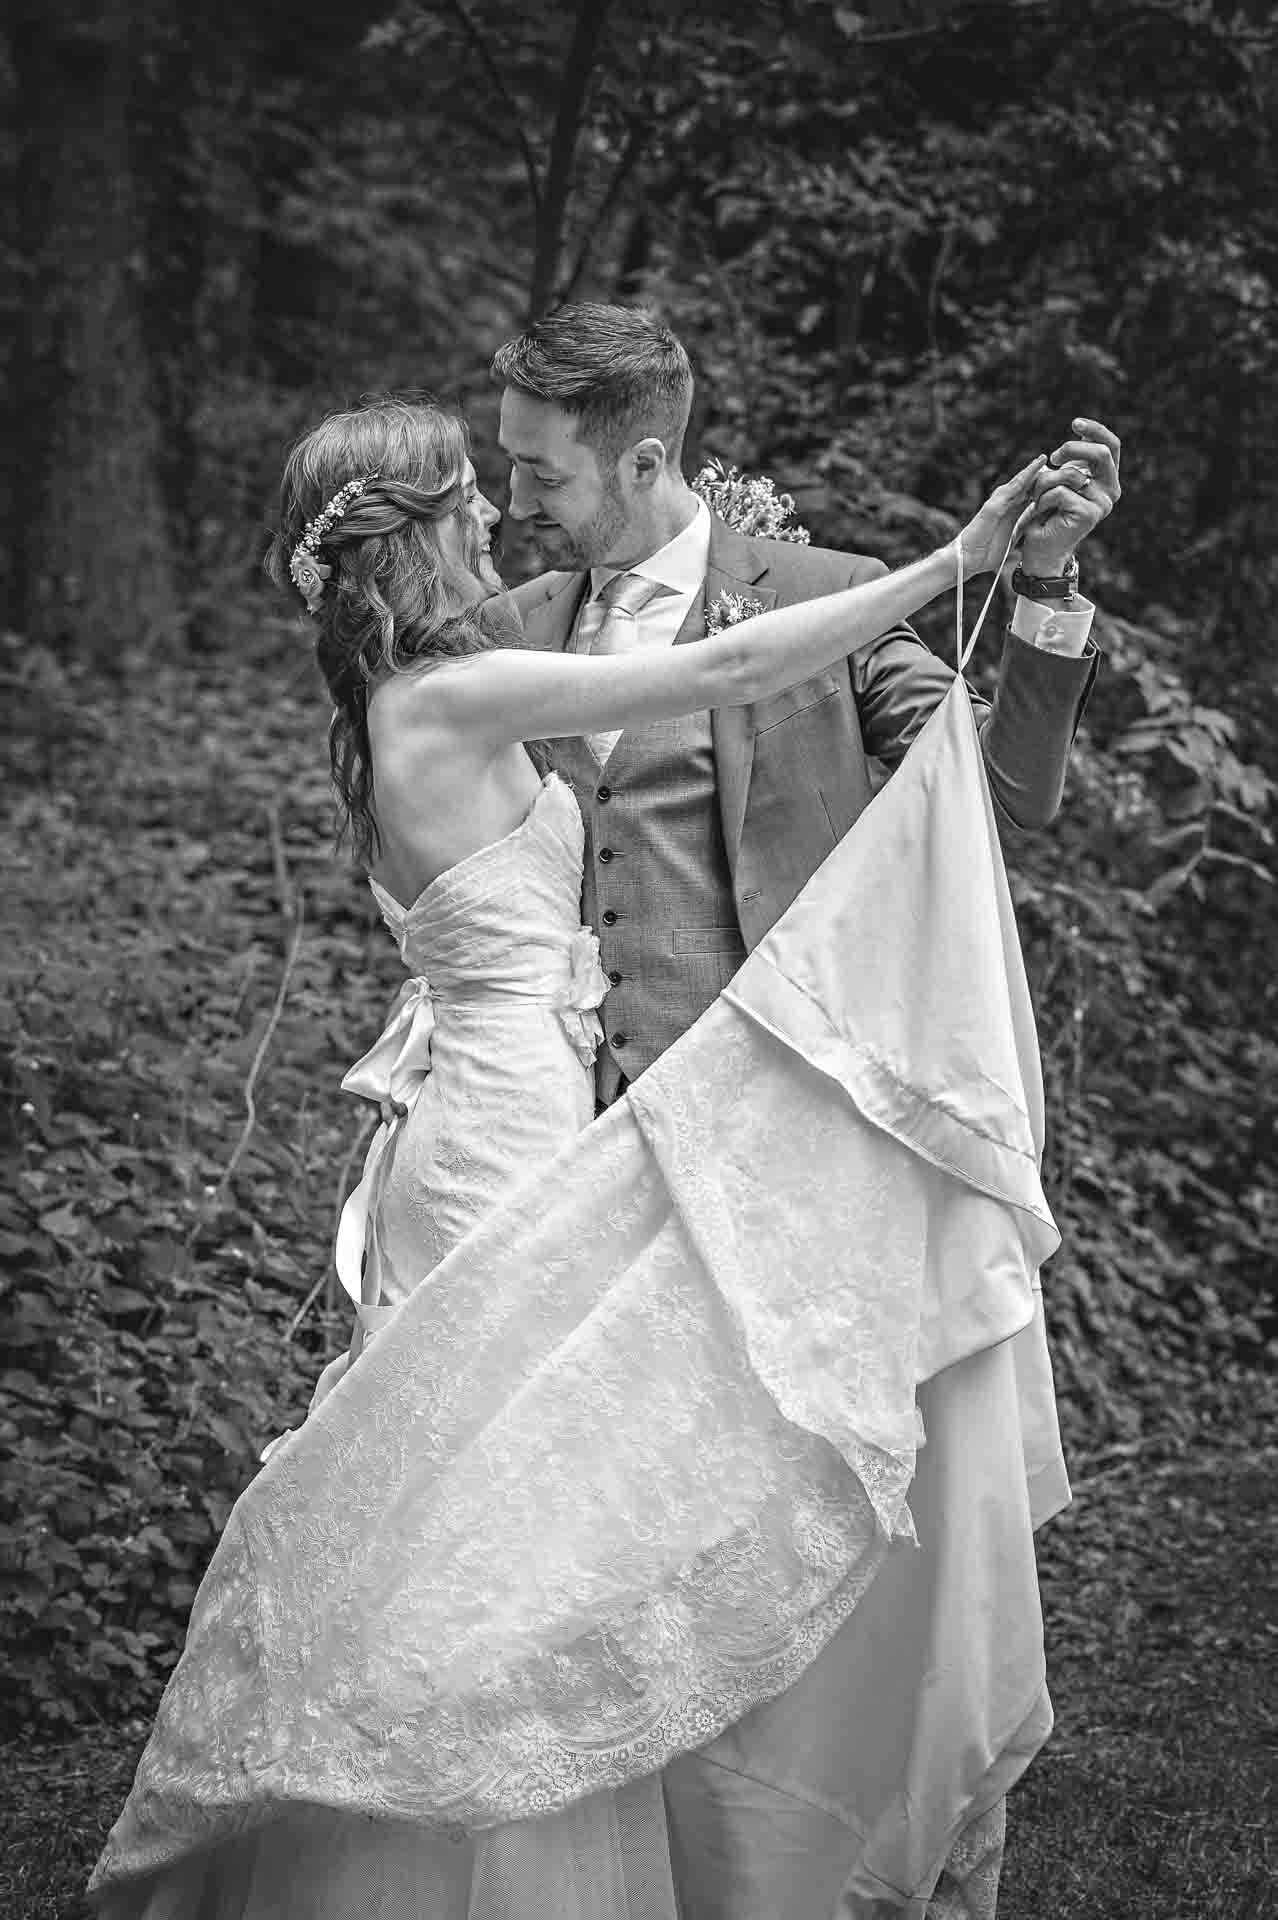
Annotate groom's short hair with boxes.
[492,304,693,466]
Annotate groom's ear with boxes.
[629,436,671,489]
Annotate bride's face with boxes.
[439,461,503,597]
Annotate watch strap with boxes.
[1012,557,1080,601]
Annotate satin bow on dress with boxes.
[336,976,439,1312]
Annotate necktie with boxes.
[575,571,670,761]
[576,570,668,656]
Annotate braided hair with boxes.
[266,396,496,862]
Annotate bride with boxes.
[89,398,1066,1920]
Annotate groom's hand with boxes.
[1019,417,1121,576]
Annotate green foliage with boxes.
[999,596,1276,1415]
[0,627,399,1728]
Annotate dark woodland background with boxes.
[1,2,1275,1914]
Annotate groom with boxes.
[494,302,1116,1113]
[492,302,1116,1918]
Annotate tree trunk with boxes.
[142,8,275,637]
[528,0,614,319]
[10,0,179,658]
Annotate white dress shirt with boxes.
[1011,590,1094,656]
[585,498,714,651]
[571,500,714,760]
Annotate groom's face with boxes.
[498,389,628,569]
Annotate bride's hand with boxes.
[956,455,1055,575]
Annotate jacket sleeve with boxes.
[846,561,1099,831]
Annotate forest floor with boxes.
[2,628,1274,1918]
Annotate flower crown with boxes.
[288,472,380,613]
[690,458,810,544]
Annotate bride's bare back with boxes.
[367,669,542,909]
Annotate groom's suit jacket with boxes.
[508,513,1098,1082]
[511,515,1097,936]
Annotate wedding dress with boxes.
[90,672,1070,1920]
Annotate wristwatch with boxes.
[1012,556,1080,603]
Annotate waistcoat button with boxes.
[612,1032,628,1048]
[596,784,612,802]
[608,970,622,986]
[601,909,618,925]
[598,846,615,863]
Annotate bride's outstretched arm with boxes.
[424,458,1047,751]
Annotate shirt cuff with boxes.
[1011,593,1095,658]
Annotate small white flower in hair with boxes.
[288,471,380,614]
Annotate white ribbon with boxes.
[334,977,437,1306]
[558,928,611,1066]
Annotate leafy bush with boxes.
[0,627,395,1728]
[1,1205,330,1725]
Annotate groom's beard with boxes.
[534,473,627,570]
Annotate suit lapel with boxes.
[699,520,776,869]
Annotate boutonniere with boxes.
[705,588,767,634]
[691,457,811,545]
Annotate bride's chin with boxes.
[456,558,504,603]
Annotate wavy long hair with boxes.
[266,396,497,863]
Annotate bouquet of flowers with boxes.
[691,458,811,544]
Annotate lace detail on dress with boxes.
[925,1800,1007,1920]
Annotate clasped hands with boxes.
[960,417,1122,580]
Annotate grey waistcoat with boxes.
[544,716,746,1095]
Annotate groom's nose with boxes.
[506,465,538,521]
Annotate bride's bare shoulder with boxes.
[368,652,486,727]
[367,658,504,798]
[372,649,545,751]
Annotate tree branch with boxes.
[926,223,957,438]
[288,1111,377,1337]
[441,0,542,219]
[1200,847,1274,884]
[187,802,304,1237]
[560,113,646,303]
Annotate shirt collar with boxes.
[589,497,710,600]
